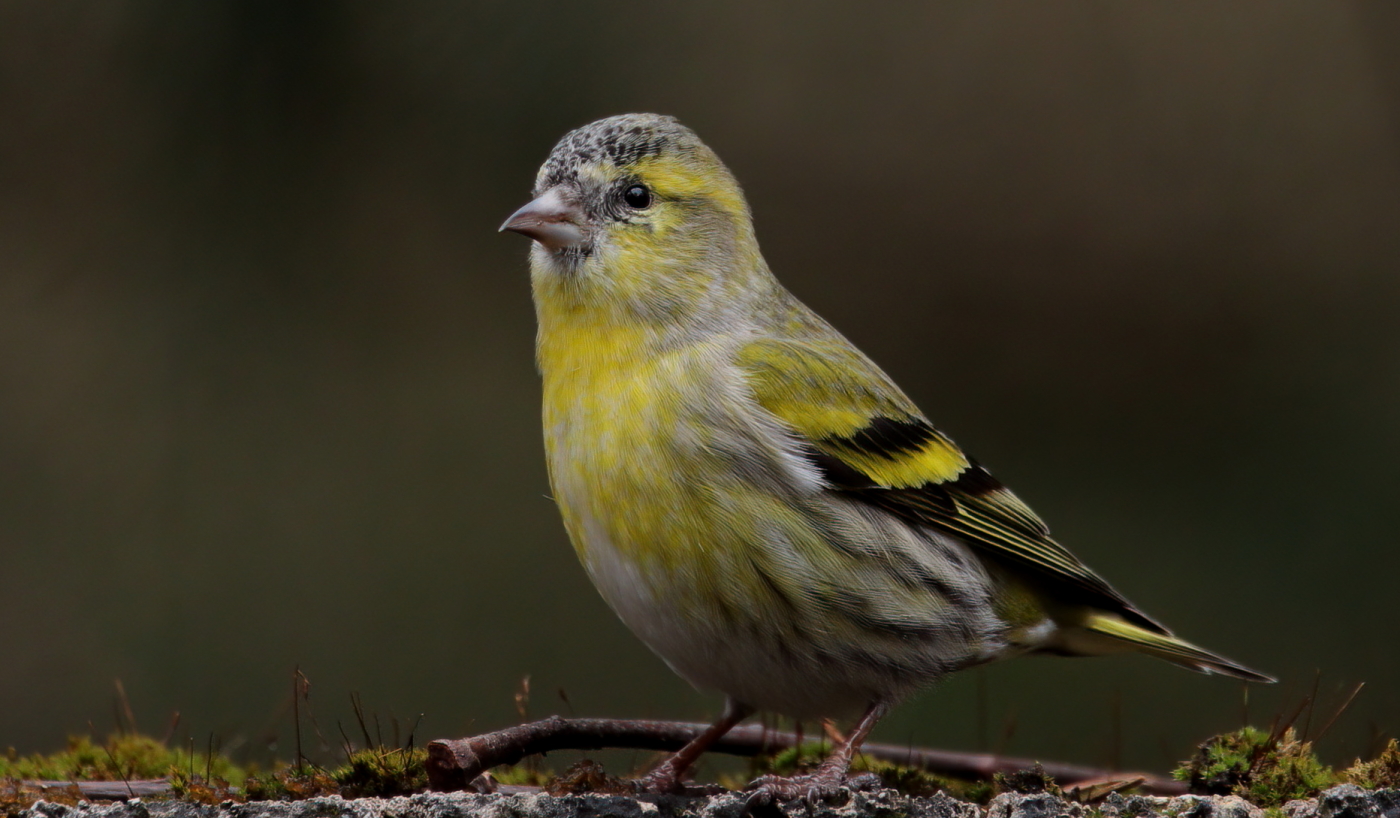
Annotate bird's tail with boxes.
[1081,614,1276,684]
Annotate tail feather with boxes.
[1083,614,1276,684]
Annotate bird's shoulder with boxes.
[734,333,968,489]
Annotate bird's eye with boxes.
[622,184,652,209]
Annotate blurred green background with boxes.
[3,2,1397,777]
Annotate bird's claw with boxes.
[743,771,881,812]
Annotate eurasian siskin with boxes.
[501,113,1272,799]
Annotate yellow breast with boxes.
[533,297,830,629]
[537,311,718,571]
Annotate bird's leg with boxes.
[635,699,754,794]
[745,701,891,804]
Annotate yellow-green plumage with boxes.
[503,113,1272,793]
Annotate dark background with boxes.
[3,2,1397,777]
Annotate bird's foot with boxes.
[744,770,882,809]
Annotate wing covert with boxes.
[737,337,1162,631]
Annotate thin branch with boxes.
[425,716,1186,795]
[1314,682,1365,745]
[23,780,171,799]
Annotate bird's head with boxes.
[503,114,769,326]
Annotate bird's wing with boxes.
[737,337,1164,632]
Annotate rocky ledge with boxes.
[18,785,1400,818]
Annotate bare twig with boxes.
[425,716,1187,795]
[23,780,171,799]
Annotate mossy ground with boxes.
[1,734,246,783]
[0,735,432,817]
[1340,739,1400,790]
[1172,728,1400,807]
[1,734,246,817]
[5,726,1400,816]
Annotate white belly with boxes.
[567,490,1020,720]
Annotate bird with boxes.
[500,113,1273,800]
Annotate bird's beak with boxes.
[499,188,586,251]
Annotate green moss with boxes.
[331,747,428,798]
[167,769,242,805]
[849,756,990,802]
[1246,740,1335,806]
[0,734,246,784]
[0,724,436,809]
[0,734,248,816]
[1341,739,1400,789]
[243,768,339,801]
[242,749,434,802]
[1175,726,1271,795]
[1174,727,1336,807]
[749,742,832,777]
[489,763,556,788]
